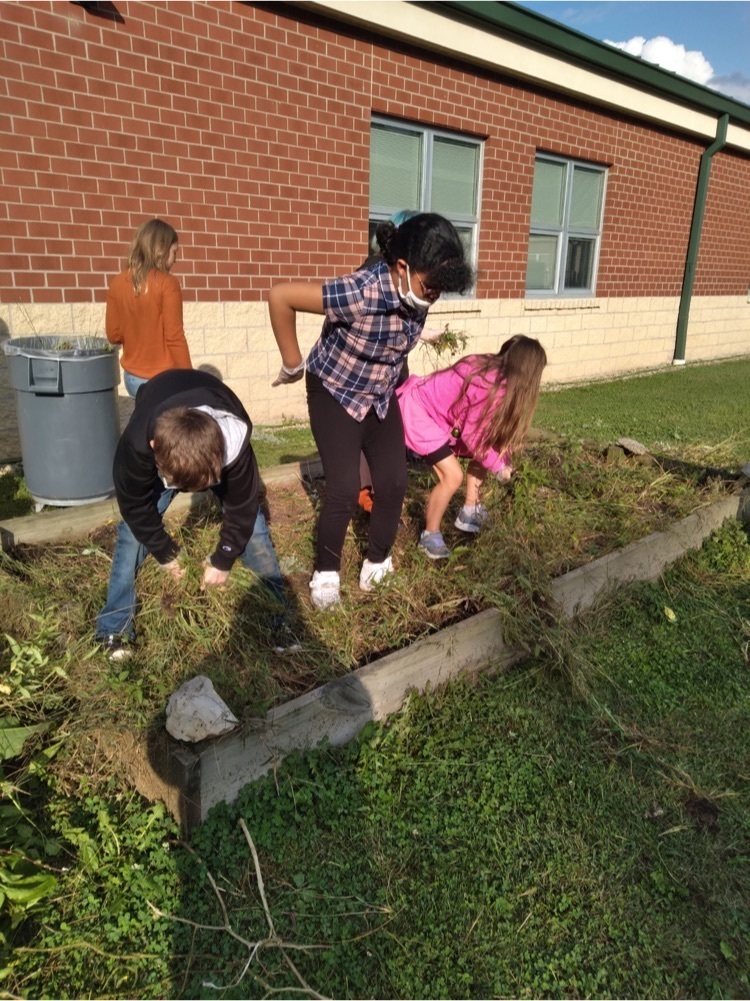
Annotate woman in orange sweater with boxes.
[106,219,192,398]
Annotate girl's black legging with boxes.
[306,371,407,572]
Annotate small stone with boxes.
[166,675,238,742]
[616,437,648,455]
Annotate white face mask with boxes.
[397,264,431,313]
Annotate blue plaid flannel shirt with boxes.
[306,260,427,421]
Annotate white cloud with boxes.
[605,35,714,85]
[605,34,750,105]
[710,73,750,105]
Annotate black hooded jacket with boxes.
[113,369,259,571]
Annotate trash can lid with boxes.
[2,336,116,358]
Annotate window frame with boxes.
[369,115,484,293]
[526,153,608,298]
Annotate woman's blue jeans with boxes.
[95,489,285,641]
[123,370,149,399]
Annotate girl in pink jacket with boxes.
[396,336,547,559]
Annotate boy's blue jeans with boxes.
[95,488,285,641]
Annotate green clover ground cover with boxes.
[167,520,748,1000]
[10,519,747,999]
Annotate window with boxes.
[369,117,483,282]
[526,154,606,296]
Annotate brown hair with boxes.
[128,218,178,295]
[152,407,224,491]
[445,336,547,462]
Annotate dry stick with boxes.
[239,817,329,1001]
[146,832,328,998]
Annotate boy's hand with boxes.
[161,557,186,581]
[272,359,305,387]
[201,561,230,590]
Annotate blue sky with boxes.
[515,2,750,103]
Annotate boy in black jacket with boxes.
[95,369,294,659]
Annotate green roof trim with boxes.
[424,0,750,128]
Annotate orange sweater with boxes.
[106,268,192,379]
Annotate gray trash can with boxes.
[3,336,121,508]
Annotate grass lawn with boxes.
[0,356,749,998]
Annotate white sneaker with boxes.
[309,570,341,609]
[359,556,394,592]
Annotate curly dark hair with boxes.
[375,213,474,294]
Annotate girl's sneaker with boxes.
[418,530,450,560]
[309,570,341,610]
[454,504,489,534]
[359,556,394,592]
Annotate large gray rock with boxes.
[166,675,238,742]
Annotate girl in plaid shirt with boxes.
[269,213,473,609]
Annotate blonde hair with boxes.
[446,336,547,462]
[127,219,178,295]
[152,408,224,491]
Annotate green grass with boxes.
[0,463,32,519]
[249,421,316,469]
[1,358,749,998]
[536,357,750,466]
[179,521,750,999]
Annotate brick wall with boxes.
[2,0,748,307]
[695,150,750,296]
[1,0,748,464]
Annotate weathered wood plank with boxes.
[197,608,521,818]
[551,493,746,616]
[192,489,749,825]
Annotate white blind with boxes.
[530,159,565,227]
[370,125,422,209]
[431,137,478,215]
[570,167,604,230]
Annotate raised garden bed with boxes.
[2,439,747,831]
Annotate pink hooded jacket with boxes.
[396,358,510,474]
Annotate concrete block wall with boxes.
[2,294,748,460]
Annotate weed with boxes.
[418,323,469,369]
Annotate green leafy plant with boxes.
[420,323,469,367]
[0,621,70,949]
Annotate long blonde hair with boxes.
[127,219,178,295]
[446,336,547,461]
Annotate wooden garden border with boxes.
[2,464,747,833]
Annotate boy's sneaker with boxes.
[98,634,134,662]
[454,504,490,534]
[359,556,394,592]
[309,570,341,610]
[418,531,450,560]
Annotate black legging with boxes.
[306,371,407,572]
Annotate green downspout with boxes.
[673,114,729,365]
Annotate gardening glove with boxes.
[495,466,513,482]
[201,558,230,590]
[272,359,305,387]
[160,556,186,582]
